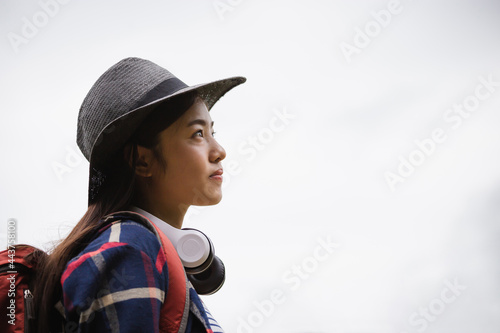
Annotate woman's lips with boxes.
[210,168,223,181]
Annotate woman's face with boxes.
[150,98,226,209]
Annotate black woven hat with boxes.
[77,57,246,205]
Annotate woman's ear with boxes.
[123,143,155,177]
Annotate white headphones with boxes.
[130,207,225,295]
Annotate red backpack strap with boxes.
[150,221,190,333]
[102,211,189,333]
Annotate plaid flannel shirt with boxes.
[58,218,224,332]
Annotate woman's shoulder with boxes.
[80,218,161,255]
[61,218,168,296]
[63,218,165,280]
[97,218,161,251]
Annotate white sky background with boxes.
[1,0,500,332]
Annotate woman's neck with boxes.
[130,199,187,229]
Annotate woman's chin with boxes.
[189,189,223,206]
[199,194,223,206]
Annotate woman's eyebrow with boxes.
[186,119,214,128]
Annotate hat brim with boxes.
[88,75,246,171]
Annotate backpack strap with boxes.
[101,211,189,333]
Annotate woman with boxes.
[34,57,246,332]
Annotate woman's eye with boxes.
[194,130,216,138]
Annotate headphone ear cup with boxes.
[184,247,214,275]
[180,228,214,275]
[187,256,225,295]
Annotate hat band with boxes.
[133,77,189,110]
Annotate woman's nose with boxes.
[210,139,226,163]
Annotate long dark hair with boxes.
[34,91,201,332]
